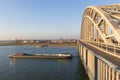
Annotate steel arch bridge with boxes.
[79,4,120,80]
[81,4,120,45]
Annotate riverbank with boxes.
[0,41,78,49]
[48,43,78,48]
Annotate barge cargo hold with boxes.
[9,53,72,59]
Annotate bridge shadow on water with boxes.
[76,58,89,80]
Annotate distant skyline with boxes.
[0,0,119,40]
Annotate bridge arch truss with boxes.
[81,4,120,45]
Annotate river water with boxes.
[0,46,89,80]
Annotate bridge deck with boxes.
[79,40,120,67]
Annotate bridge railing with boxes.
[97,55,120,80]
[85,40,120,56]
[78,40,120,80]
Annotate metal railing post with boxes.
[113,44,116,54]
[106,43,107,51]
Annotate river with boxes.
[0,46,89,80]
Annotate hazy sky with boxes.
[0,0,119,40]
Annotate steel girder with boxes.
[80,4,120,45]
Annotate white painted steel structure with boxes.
[79,4,120,80]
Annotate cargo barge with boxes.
[9,53,72,59]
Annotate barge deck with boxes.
[9,53,72,59]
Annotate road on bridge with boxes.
[79,40,120,67]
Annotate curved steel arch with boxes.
[80,4,120,45]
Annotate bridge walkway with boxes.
[79,40,120,67]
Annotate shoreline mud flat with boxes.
[0,42,78,49]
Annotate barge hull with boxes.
[9,56,72,59]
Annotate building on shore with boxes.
[15,39,77,44]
